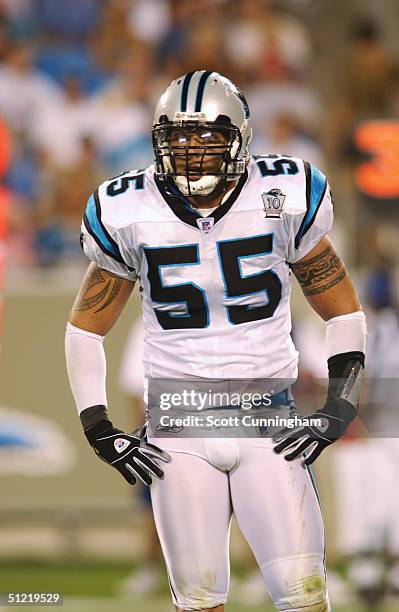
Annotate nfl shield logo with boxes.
[196,217,214,233]
[262,189,286,218]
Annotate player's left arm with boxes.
[274,234,366,464]
[290,234,361,319]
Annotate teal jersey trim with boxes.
[295,162,328,249]
[83,190,129,267]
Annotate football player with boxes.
[66,71,366,612]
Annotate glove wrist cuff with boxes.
[80,405,114,446]
[318,397,357,427]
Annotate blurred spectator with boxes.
[127,0,171,45]
[35,36,109,94]
[180,17,230,76]
[157,0,224,73]
[32,0,107,94]
[363,264,399,431]
[251,112,325,169]
[4,136,43,266]
[90,49,154,172]
[0,0,32,19]
[90,0,136,76]
[225,0,311,82]
[34,136,103,266]
[325,19,399,161]
[342,20,398,117]
[331,268,399,604]
[0,0,38,42]
[0,42,62,133]
[30,75,97,170]
[247,76,322,141]
[0,9,7,61]
[36,0,102,39]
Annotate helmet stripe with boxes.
[180,72,195,111]
[194,71,213,111]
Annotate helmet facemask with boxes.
[152,116,246,197]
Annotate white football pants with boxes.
[150,437,330,611]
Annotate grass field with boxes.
[0,560,397,611]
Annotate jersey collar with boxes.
[154,170,249,228]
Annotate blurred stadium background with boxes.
[1,0,399,610]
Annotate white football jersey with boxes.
[80,155,333,382]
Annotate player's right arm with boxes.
[66,263,170,486]
[66,183,170,486]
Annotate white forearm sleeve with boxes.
[65,322,107,414]
[325,311,367,359]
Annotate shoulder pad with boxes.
[94,166,157,229]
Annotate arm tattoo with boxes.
[291,245,347,296]
[74,268,124,313]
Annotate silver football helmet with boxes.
[152,70,252,196]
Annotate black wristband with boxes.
[80,405,113,446]
[326,350,364,412]
[327,351,365,379]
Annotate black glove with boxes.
[273,397,356,465]
[80,406,170,485]
[273,351,364,465]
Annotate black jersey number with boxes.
[143,244,209,330]
[217,234,282,325]
[106,173,145,196]
[256,158,298,177]
[144,234,281,329]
